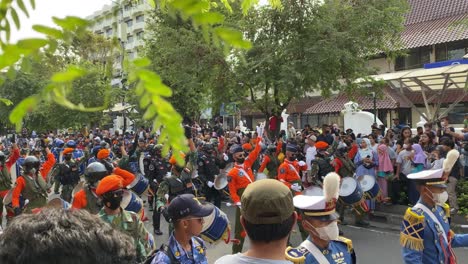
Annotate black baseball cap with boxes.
[167,194,214,222]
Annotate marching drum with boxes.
[128,173,149,196]
[201,206,231,244]
[121,189,144,219]
[339,177,364,205]
[302,185,323,196]
[359,175,381,199]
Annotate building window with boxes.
[395,46,431,71]
[125,19,133,27]
[136,14,144,23]
[124,4,132,11]
[127,35,134,43]
[106,28,113,36]
[136,31,144,40]
[127,51,135,60]
[435,40,468,62]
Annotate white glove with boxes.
[298,161,306,167]
[291,183,302,192]
[223,153,229,161]
[164,194,169,201]
[207,181,214,188]
[235,202,242,209]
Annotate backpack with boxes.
[143,244,178,264]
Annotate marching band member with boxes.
[227,136,262,254]
[400,149,468,264]
[286,172,356,264]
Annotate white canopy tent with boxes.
[367,64,468,122]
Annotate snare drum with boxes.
[302,186,323,196]
[201,206,230,244]
[359,175,380,199]
[121,190,144,218]
[128,173,149,196]
[339,177,364,205]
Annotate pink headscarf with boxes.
[378,144,393,172]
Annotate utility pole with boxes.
[371,92,377,124]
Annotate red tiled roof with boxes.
[403,88,468,105]
[304,87,411,114]
[401,13,468,49]
[405,0,468,25]
[286,97,323,113]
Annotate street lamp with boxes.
[370,92,377,124]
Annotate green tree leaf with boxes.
[17,38,48,50]
[10,8,21,30]
[30,0,36,9]
[51,67,86,83]
[17,0,30,18]
[0,98,13,106]
[32,25,64,39]
[9,96,38,131]
[52,16,88,31]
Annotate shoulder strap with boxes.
[143,244,180,264]
[413,203,448,244]
[300,240,330,264]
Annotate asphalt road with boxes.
[142,201,468,264]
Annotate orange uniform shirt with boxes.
[227,137,262,203]
[40,153,56,180]
[277,159,307,195]
[258,155,271,173]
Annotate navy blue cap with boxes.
[167,194,214,222]
[229,144,243,154]
[286,143,297,152]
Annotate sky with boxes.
[11,0,112,42]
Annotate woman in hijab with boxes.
[354,137,379,216]
[377,143,393,203]
[410,144,427,172]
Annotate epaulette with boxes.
[336,236,353,252]
[441,203,450,218]
[400,207,425,251]
[285,246,309,264]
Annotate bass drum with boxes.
[339,177,364,205]
[128,173,149,196]
[121,189,144,219]
[359,175,381,199]
[201,206,230,244]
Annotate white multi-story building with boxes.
[86,0,151,76]
[86,0,152,133]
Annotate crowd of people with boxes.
[0,115,467,263]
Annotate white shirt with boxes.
[305,145,317,170]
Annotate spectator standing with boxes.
[441,139,461,214]
[316,124,334,146]
[215,179,296,264]
[394,138,414,205]
[287,122,296,140]
[377,143,393,203]
[437,116,455,142]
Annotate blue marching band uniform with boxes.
[400,160,468,264]
[286,172,356,264]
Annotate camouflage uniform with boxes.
[99,208,154,262]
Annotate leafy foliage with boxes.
[235,0,408,118]
[1,0,281,164]
[456,179,468,216]
[143,5,240,121]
